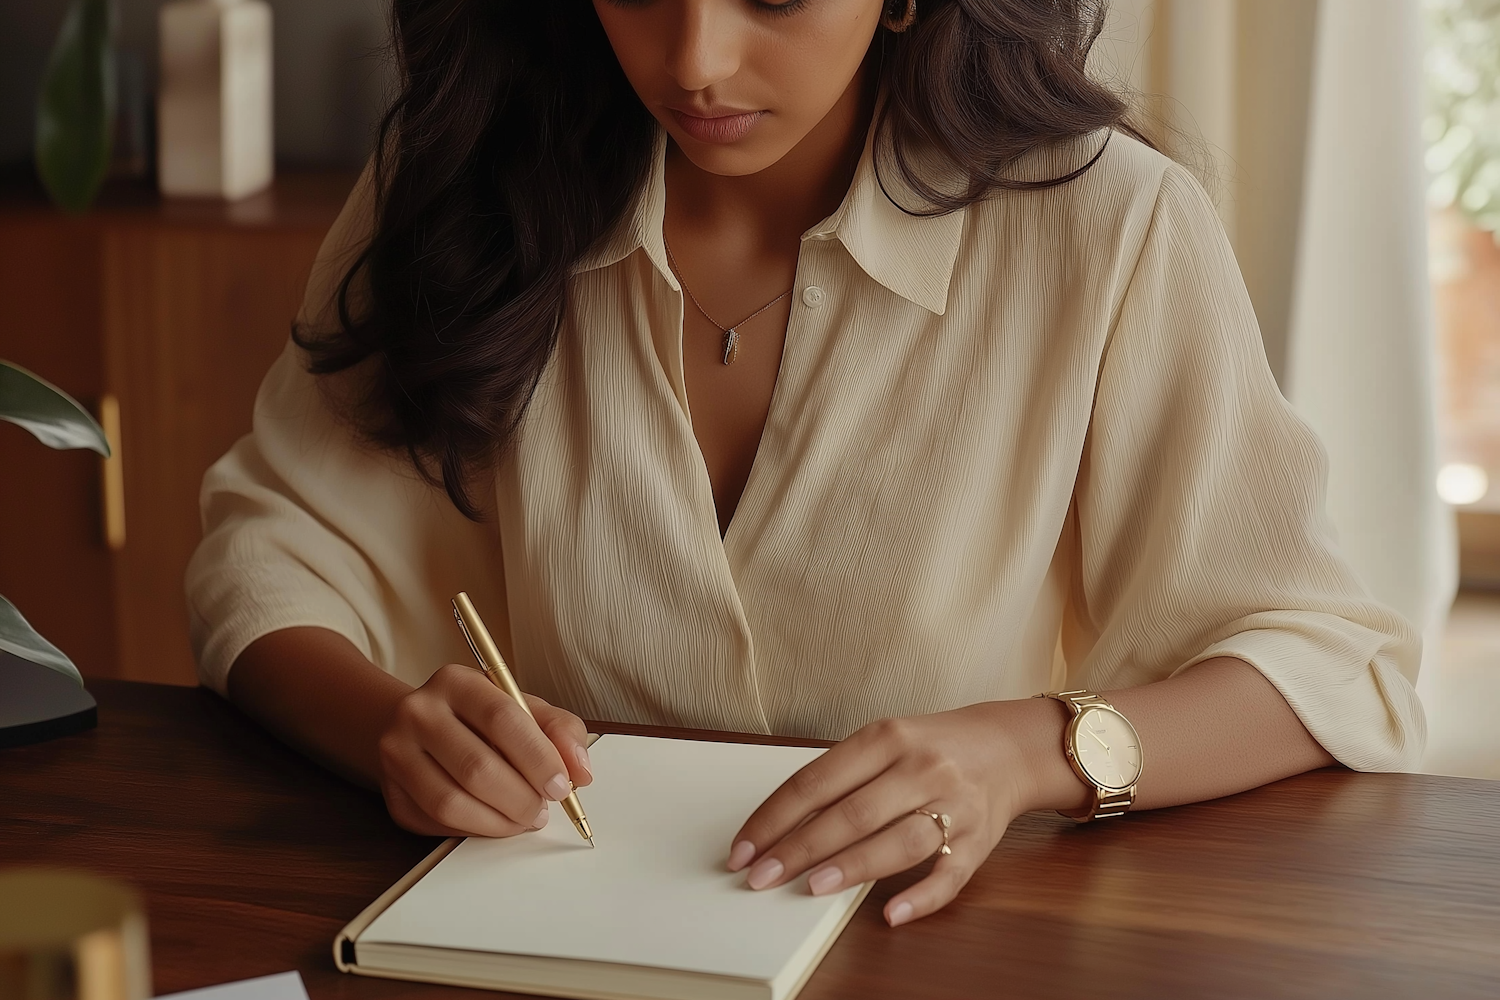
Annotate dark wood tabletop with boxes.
[3,680,1499,999]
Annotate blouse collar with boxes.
[573,124,968,317]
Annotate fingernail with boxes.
[727,840,756,872]
[887,901,913,927]
[746,857,784,890]
[574,745,592,779]
[544,773,571,801]
[807,865,843,896]
[533,805,550,829]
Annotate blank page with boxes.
[360,735,866,984]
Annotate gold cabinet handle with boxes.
[100,394,125,551]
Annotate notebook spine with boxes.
[333,837,463,972]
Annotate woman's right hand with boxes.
[376,663,594,837]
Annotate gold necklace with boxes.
[663,237,793,365]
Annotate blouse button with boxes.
[802,285,827,308]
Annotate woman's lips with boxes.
[669,108,766,145]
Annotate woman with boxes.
[187,0,1424,928]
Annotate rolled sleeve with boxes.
[1066,165,1425,771]
[187,425,379,694]
[186,342,507,696]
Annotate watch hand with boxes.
[1084,727,1111,753]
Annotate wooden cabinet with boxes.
[0,172,354,684]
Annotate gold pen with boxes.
[452,592,595,847]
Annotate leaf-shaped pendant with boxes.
[722,328,739,365]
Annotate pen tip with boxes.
[588,837,596,848]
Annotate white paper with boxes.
[156,971,308,1000]
[361,735,865,983]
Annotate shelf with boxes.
[0,164,358,232]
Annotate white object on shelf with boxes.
[157,0,273,199]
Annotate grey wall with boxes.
[0,0,395,168]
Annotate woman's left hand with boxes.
[727,702,1067,927]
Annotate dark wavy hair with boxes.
[296,0,1143,519]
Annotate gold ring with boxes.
[913,808,953,856]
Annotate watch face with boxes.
[1071,707,1142,790]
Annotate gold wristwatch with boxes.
[1037,689,1142,821]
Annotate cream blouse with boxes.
[186,129,1425,771]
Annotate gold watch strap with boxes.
[1037,688,1136,822]
[1048,689,1114,714]
[1088,787,1134,820]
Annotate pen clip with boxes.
[453,605,488,673]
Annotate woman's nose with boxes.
[663,0,743,93]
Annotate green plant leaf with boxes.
[0,594,83,685]
[0,360,110,455]
[35,0,115,215]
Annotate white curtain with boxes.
[1094,1,1458,692]
[1286,0,1456,694]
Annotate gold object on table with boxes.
[452,592,595,847]
[0,869,150,1000]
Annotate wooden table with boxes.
[3,681,1499,999]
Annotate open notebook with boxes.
[335,735,872,1000]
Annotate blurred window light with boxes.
[1437,462,1490,505]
